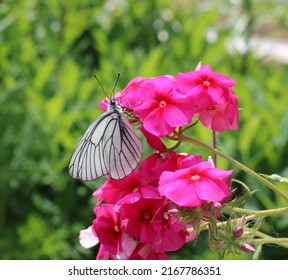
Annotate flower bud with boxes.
[211,202,222,214]
[233,226,243,238]
[241,243,255,253]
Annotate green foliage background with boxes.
[1,0,287,259]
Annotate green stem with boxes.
[212,130,217,167]
[252,231,288,248]
[225,206,288,217]
[181,135,288,203]
[251,238,288,248]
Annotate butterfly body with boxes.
[68,99,142,181]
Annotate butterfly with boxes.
[68,76,142,181]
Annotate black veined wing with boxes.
[68,99,142,181]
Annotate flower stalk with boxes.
[224,206,288,217]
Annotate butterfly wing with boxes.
[68,109,142,181]
[103,113,142,179]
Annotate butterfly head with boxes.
[108,99,123,114]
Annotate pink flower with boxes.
[119,198,165,244]
[151,203,189,252]
[198,89,239,132]
[98,97,110,112]
[97,170,160,205]
[176,65,235,108]
[92,204,124,254]
[134,76,196,137]
[177,154,203,169]
[139,125,167,151]
[159,160,232,207]
[120,77,147,108]
[140,151,178,186]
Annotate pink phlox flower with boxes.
[93,185,105,206]
[120,76,148,108]
[140,125,167,151]
[98,170,160,205]
[198,89,239,132]
[176,65,235,109]
[98,90,122,111]
[93,204,124,254]
[79,226,99,249]
[151,203,189,252]
[177,153,203,169]
[134,75,196,137]
[119,198,166,244]
[140,151,178,187]
[99,97,110,112]
[159,161,233,207]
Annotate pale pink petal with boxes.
[115,238,138,260]
[195,61,203,70]
[185,230,198,242]
[241,243,256,253]
[79,226,99,249]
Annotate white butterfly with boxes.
[68,98,142,181]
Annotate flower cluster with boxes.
[79,63,240,259]
[121,62,238,135]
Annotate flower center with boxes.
[203,80,210,87]
[143,212,150,220]
[163,212,169,220]
[190,174,200,181]
[159,100,167,108]
[114,225,120,232]
[133,187,139,192]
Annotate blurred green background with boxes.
[1,0,288,259]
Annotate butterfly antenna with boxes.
[94,74,108,98]
[110,72,120,97]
